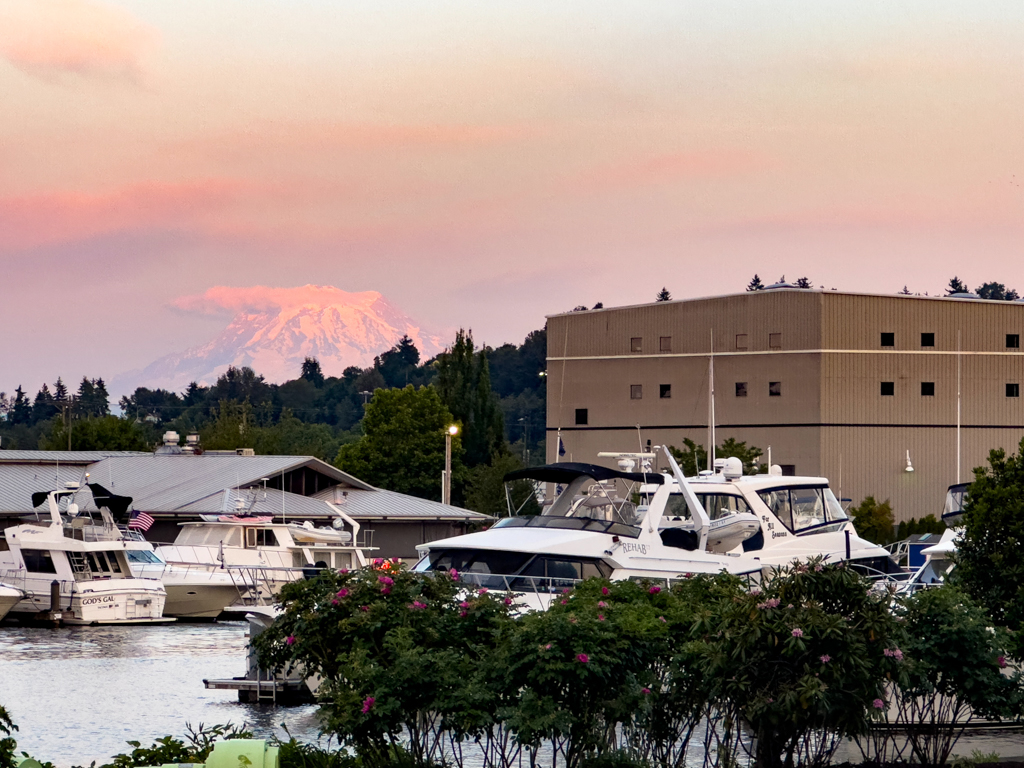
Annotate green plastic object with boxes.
[15,757,45,768]
[157,739,279,768]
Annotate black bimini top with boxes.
[503,461,668,486]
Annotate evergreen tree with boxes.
[9,387,31,426]
[182,382,206,407]
[975,282,1019,301]
[656,287,672,301]
[300,357,326,387]
[849,496,895,545]
[377,335,421,388]
[746,274,765,291]
[31,383,57,424]
[592,302,604,309]
[899,285,912,295]
[53,377,68,401]
[947,276,968,295]
[795,277,812,289]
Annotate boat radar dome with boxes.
[769,464,783,476]
[721,457,743,480]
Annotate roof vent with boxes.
[162,431,179,446]
[236,448,255,457]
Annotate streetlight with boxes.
[443,425,459,505]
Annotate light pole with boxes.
[443,424,459,505]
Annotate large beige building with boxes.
[545,289,1024,522]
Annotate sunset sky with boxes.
[1,0,1022,395]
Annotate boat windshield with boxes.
[415,548,612,591]
[757,485,848,533]
[126,550,163,564]
[491,516,641,538]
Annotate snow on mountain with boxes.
[113,285,445,394]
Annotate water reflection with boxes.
[0,622,323,768]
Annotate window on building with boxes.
[769,381,781,397]
[735,334,748,350]
[735,382,748,397]
[630,337,643,353]
[921,333,935,347]
[660,384,671,399]
[575,408,588,425]
[769,333,782,349]
[881,332,895,347]
[1008,383,1020,398]
[881,382,895,396]
[1008,334,1020,349]
[630,385,643,400]
[921,382,935,396]
[659,336,672,352]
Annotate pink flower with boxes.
[408,601,426,610]
[562,588,572,594]
[649,585,661,594]
[750,587,762,596]
[459,601,471,608]
[361,696,375,713]
[597,601,607,608]
[360,605,369,612]
[757,598,781,610]
[380,587,391,595]
[641,687,651,694]
[504,597,513,606]
[658,616,666,623]
[814,564,823,572]
[577,653,590,663]
[459,610,467,617]
[883,648,904,661]
[544,643,552,650]
[285,635,296,645]
[873,699,885,709]
[378,575,394,585]
[601,587,610,596]
[820,654,831,664]
[478,588,489,595]
[337,588,349,598]
[450,568,459,581]
[791,628,804,638]
[373,558,384,566]
[560,599,568,605]
[598,614,605,622]
[998,655,1007,668]
[331,599,339,606]
[340,568,349,574]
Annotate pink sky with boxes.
[1,0,1022,395]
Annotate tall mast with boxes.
[708,329,715,471]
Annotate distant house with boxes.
[0,449,486,559]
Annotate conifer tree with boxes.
[31,383,57,424]
[947,276,968,295]
[747,274,765,291]
[795,276,812,288]
[301,357,326,387]
[10,386,31,425]
[656,287,672,301]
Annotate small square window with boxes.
[630,337,643,353]
[630,385,643,400]
[1008,334,1020,349]
[659,384,671,399]
[659,336,672,353]
[881,332,895,347]
[921,333,935,347]
[921,382,935,396]
[1007,383,1020,398]
[575,408,588,425]
[735,334,748,350]
[769,381,781,397]
[769,333,782,350]
[735,382,748,397]
[881,382,894,396]
[779,464,796,476]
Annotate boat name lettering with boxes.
[621,543,648,555]
[81,595,116,605]
[771,530,788,539]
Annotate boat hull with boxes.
[0,585,23,621]
[7,578,169,624]
[163,583,241,619]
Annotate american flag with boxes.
[128,510,155,531]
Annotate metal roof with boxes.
[0,450,149,464]
[0,452,484,522]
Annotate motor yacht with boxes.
[0,582,24,621]
[941,482,969,527]
[902,528,958,593]
[0,483,168,624]
[155,499,370,606]
[413,446,902,609]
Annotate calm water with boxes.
[0,621,323,767]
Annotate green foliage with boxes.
[955,440,1024,654]
[947,276,968,295]
[0,705,17,768]
[253,564,515,768]
[975,282,1019,301]
[747,274,765,291]
[849,496,895,545]
[334,386,461,502]
[42,416,151,451]
[795,277,812,289]
[434,330,505,468]
[656,288,671,302]
[667,437,765,477]
[102,723,252,768]
[895,514,946,540]
[700,560,903,768]
[888,587,1022,767]
[463,453,541,516]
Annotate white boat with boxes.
[413,447,902,609]
[155,500,370,606]
[0,483,168,624]
[903,527,958,593]
[0,582,24,621]
[941,482,969,527]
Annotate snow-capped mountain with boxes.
[114,285,444,394]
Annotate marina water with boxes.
[0,622,322,767]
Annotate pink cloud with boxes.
[573,149,775,192]
[0,0,158,80]
[171,285,386,316]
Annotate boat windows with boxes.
[696,493,754,521]
[21,549,58,574]
[491,515,641,538]
[126,550,162,564]
[245,528,278,548]
[419,549,611,591]
[757,486,848,533]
